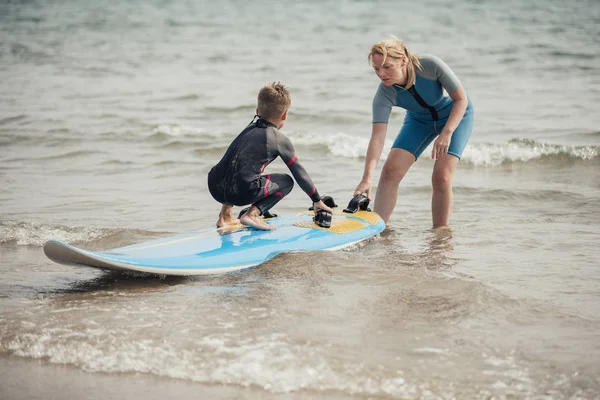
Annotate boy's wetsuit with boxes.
[208,118,321,215]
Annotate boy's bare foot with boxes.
[239,207,275,231]
[216,214,239,228]
[216,204,239,228]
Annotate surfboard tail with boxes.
[44,240,115,271]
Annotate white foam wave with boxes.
[2,328,416,397]
[289,131,598,167]
[286,130,392,159]
[462,140,598,167]
[151,124,227,139]
[0,221,112,247]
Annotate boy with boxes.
[207,82,333,231]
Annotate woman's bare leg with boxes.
[431,155,459,228]
[373,148,415,224]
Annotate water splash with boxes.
[0,220,156,247]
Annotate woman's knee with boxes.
[380,165,403,185]
[431,169,453,191]
[380,149,414,184]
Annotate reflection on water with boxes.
[47,272,190,295]
[423,226,457,271]
[430,226,454,252]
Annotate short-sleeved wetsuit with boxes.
[372,54,474,159]
[208,118,321,215]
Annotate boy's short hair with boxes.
[257,82,291,121]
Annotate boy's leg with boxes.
[216,204,238,228]
[252,173,294,215]
[239,205,274,231]
[239,174,294,230]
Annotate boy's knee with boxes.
[283,174,294,193]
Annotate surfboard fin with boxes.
[343,194,371,213]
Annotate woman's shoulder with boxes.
[418,54,447,70]
[417,54,455,79]
[373,82,397,102]
[417,54,462,91]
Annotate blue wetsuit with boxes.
[372,54,473,159]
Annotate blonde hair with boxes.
[368,35,422,89]
[257,82,291,120]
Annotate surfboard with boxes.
[43,209,385,276]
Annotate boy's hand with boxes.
[313,200,334,215]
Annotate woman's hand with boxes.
[432,131,452,160]
[354,179,372,200]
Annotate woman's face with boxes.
[371,53,406,86]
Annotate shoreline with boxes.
[0,355,351,400]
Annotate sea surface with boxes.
[1,0,599,399]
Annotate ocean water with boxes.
[1,0,599,399]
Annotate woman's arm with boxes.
[442,87,468,136]
[355,122,388,199]
[432,87,468,159]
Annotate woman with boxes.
[354,36,473,227]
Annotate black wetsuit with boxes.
[208,118,321,215]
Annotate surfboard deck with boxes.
[43,210,385,276]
